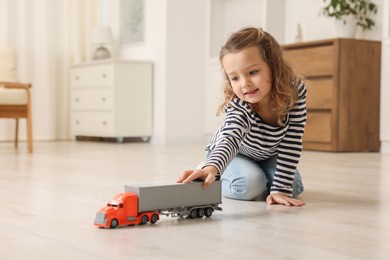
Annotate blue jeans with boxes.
[206,152,304,201]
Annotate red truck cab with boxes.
[94,192,159,228]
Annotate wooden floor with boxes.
[1,141,390,259]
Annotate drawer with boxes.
[284,45,334,77]
[303,112,332,143]
[71,64,113,87]
[306,78,333,109]
[72,112,114,135]
[72,88,113,110]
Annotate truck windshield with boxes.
[107,203,118,207]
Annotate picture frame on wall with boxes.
[120,0,144,45]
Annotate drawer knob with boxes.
[75,98,79,102]
[75,76,79,80]
[102,121,107,125]
[102,97,106,102]
[75,120,80,125]
[102,73,106,78]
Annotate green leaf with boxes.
[322,0,377,30]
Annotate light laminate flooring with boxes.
[1,141,390,260]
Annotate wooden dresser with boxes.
[282,39,381,152]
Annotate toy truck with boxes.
[94,181,222,228]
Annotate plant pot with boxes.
[335,16,357,38]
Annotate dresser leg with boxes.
[141,137,151,142]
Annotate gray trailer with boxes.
[125,180,222,218]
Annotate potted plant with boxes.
[322,0,378,37]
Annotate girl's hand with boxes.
[177,166,218,189]
[266,193,305,207]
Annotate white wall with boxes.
[223,0,264,37]
[380,0,390,153]
[164,0,207,143]
[208,0,285,57]
[284,0,383,44]
[381,39,390,153]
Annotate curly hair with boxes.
[217,27,301,126]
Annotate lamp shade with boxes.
[90,27,113,44]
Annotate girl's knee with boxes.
[292,172,304,198]
[221,171,268,201]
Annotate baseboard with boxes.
[151,135,206,145]
[0,135,72,142]
[1,135,208,144]
[381,141,390,154]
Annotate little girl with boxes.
[177,27,307,207]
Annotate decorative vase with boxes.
[334,15,357,38]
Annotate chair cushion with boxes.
[0,87,27,105]
[0,46,26,105]
[0,46,18,82]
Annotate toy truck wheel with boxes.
[110,219,119,228]
[205,208,213,217]
[197,208,205,218]
[140,215,148,224]
[150,214,158,224]
[189,209,197,219]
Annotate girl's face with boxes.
[222,46,272,107]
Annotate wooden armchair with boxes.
[0,47,33,153]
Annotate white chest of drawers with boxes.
[70,60,153,141]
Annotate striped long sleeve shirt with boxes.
[204,81,307,197]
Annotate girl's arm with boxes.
[203,105,251,175]
[270,82,307,198]
[178,105,250,188]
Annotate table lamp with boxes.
[91,27,113,60]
